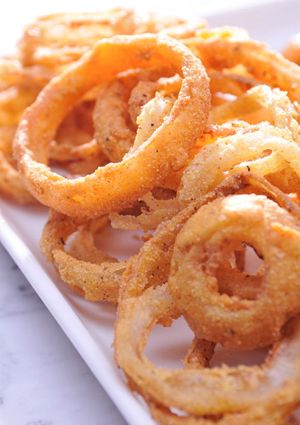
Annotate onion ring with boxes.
[14,34,210,218]
[40,211,125,303]
[170,193,300,349]
[19,8,137,70]
[185,27,300,102]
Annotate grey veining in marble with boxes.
[0,243,127,425]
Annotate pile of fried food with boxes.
[3,7,300,424]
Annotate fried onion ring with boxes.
[185,27,300,102]
[40,211,125,303]
[14,34,210,218]
[19,8,137,70]
[170,194,300,349]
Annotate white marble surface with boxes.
[0,244,127,425]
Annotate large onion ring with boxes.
[14,34,210,218]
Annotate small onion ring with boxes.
[40,211,125,303]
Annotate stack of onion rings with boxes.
[1,9,300,424]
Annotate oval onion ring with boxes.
[14,34,210,218]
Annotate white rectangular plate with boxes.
[0,1,299,423]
